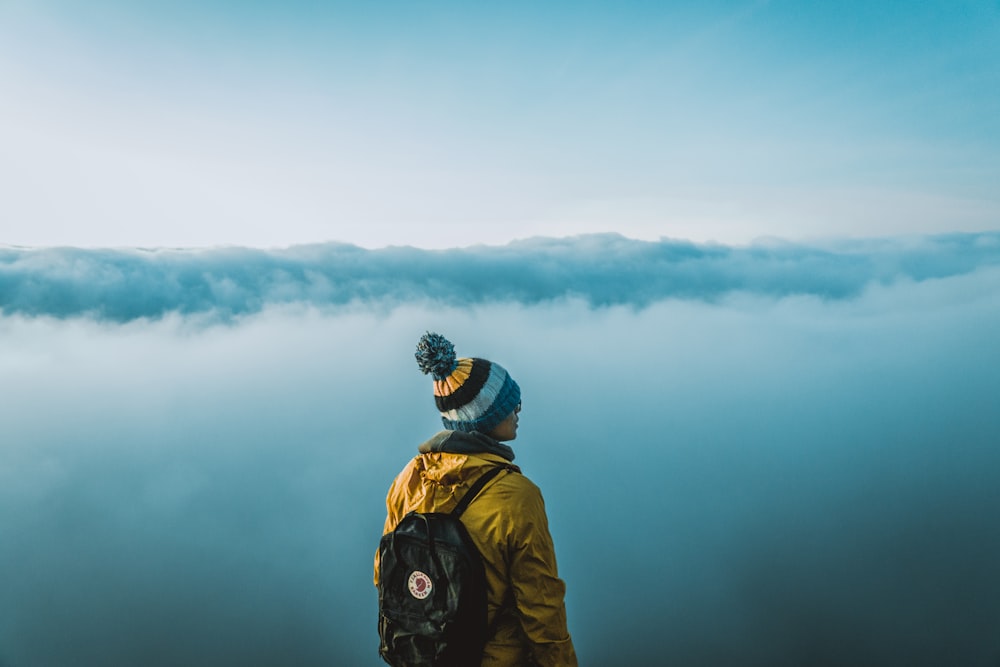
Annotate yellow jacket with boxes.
[375,431,577,666]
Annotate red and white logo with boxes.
[407,570,433,599]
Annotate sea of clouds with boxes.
[1,233,999,666]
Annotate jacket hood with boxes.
[414,430,516,486]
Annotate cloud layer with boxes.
[1,235,999,665]
[2,232,999,320]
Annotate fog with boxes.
[1,235,999,665]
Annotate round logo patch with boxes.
[407,570,433,599]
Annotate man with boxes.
[375,332,577,666]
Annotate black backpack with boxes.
[378,464,516,667]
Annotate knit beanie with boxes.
[415,332,521,434]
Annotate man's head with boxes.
[415,332,521,438]
[485,400,520,441]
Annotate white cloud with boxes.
[2,233,998,321]
[1,261,999,664]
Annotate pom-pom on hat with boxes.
[415,332,521,434]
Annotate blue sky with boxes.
[2,4,1000,664]
[2,0,998,247]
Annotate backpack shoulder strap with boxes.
[451,464,517,519]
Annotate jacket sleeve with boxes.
[507,482,578,667]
